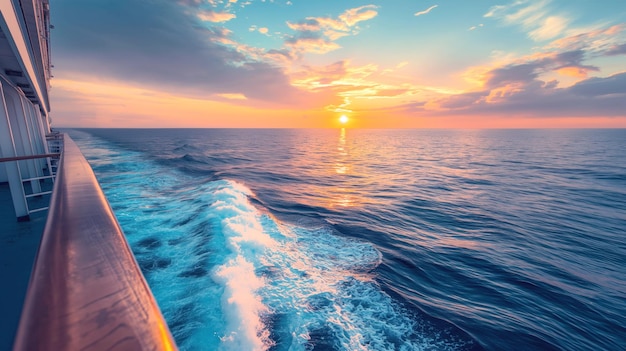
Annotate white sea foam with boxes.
[215,257,271,351]
[202,180,422,350]
[209,180,276,350]
[255,220,438,350]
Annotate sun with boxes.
[339,115,349,124]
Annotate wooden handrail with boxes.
[13,134,177,351]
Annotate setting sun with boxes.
[339,115,349,124]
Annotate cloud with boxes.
[284,5,378,55]
[435,91,488,109]
[288,60,421,114]
[485,0,570,41]
[405,71,626,118]
[291,60,382,90]
[286,18,323,32]
[286,5,379,33]
[484,63,540,88]
[51,0,317,106]
[568,72,626,97]
[528,15,568,41]
[249,25,270,35]
[424,67,626,117]
[414,5,438,17]
[548,24,626,55]
[556,66,595,78]
[339,5,379,26]
[606,43,626,56]
[292,61,349,86]
[197,10,236,22]
[393,23,626,119]
[285,34,341,54]
[468,49,599,89]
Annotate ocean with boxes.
[67,128,626,351]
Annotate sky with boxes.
[49,0,626,128]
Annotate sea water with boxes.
[68,128,626,351]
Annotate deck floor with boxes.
[0,181,51,350]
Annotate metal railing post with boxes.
[0,81,29,220]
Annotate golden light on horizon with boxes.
[339,115,349,124]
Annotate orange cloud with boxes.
[197,10,236,22]
[287,60,431,117]
[285,37,341,54]
[339,5,378,26]
[557,66,591,78]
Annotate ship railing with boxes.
[0,152,59,216]
[46,131,63,175]
[13,134,178,351]
[0,132,63,216]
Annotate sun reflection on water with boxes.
[330,128,359,208]
[335,128,349,175]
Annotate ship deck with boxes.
[0,181,51,350]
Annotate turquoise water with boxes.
[69,128,626,351]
